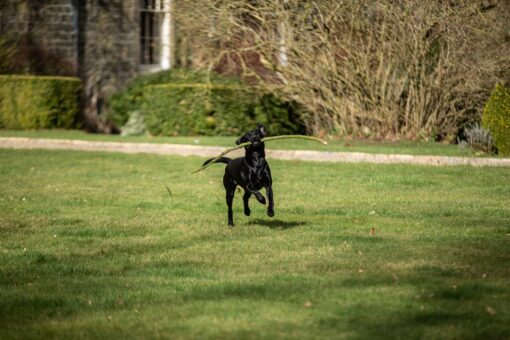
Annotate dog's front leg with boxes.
[243,191,252,216]
[265,185,274,217]
[246,184,266,205]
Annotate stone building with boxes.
[0,0,175,131]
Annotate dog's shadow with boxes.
[247,218,306,230]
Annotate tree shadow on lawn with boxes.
[246,218,306,230]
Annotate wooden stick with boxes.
[262,135,328,145]
[192,135,328,173]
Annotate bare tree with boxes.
[176,0,510,140]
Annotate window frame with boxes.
[139,0,172,72]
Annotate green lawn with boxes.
[1,148,509,339]
[0,129,482,157]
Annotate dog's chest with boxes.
[249,163,269,184]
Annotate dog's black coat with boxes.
[203,125,274,226]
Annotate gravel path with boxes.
[1,137,510,167]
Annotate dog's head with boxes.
[236,124,267,148]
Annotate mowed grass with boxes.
[0,148,509,339]
[0,129,481,157]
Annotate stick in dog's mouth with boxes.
[191,135,328,174]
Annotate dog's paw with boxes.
[256,194,266,205]
[244,208,251,216]
[267,210,274,217]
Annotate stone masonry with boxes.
[0,0,79,74]
[35,1,78,65]
[0,0,141,131]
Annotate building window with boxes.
[140,0,173,71]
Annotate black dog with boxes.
[203,124,274,226]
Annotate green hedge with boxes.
[107,69,239,128]
[142,83,306,136]
[109,68,305,136]
[143,83,253,136]
[482,84,510,156]
[0,75,81,129]
[253,93,305,135]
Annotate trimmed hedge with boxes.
[482,84,510,156]
[143,83,253,136]
[0,75,81,129]
[109,68,305,136]
[107,69,239,128]
[142,83,306,136]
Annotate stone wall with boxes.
[36,0,78,64]
[0,0,79,75]
[0,0,142,131]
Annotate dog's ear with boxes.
[235,136,246,145]
[258,124,267,137]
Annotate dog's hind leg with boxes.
[223,174,236,226]
[265,184,274,217]
[243,191,252,216]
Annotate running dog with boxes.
[202,124,274,226]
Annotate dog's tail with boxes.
[202,157,231,167]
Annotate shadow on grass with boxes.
[246,218,306,230]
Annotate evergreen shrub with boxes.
[482,84,510,155]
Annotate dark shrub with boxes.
[253,94,306,135]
